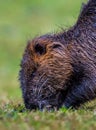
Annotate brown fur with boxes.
[19,0,96,110]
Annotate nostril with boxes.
[28,103,39,110]
[30,104,38,110]
[24,98,39,110]
[34,43,46,55]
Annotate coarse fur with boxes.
[19,0,96,110]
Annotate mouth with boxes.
[25,100,60,111]
[24,88,68,111]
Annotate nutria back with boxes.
[19,0,96,110]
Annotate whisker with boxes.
[34,73,46,94]
[37,78,49,97]
[36,73,46,87]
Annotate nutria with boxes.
[19,0,96,110]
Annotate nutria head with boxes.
[19,0,96,110]
[19,35,73,110]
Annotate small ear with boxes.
[52,42,63,49]
[34,43,46,55]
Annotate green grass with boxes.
[0,101,96,130]
[1,0,96,129]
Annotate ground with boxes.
[0,0,96,130]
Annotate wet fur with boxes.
[20,0,96,110]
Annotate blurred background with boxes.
[0,0,86,103]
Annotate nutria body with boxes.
[20,0,96,110]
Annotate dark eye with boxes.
[52,44,62,49]
[34,43,46,55]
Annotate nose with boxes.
[24,99,39,110]
[25,103,36,110]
